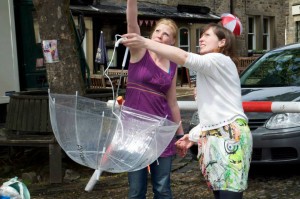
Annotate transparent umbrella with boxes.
[48,92,179,190]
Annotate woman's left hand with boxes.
[175,135,194,157]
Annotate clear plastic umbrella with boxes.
[49,92,179,171]
[48,92,179,190]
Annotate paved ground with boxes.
[2,86,300,198]
[12,153,300,199]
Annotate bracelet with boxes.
[176,134,184,139]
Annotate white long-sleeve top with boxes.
[184,52,247,138]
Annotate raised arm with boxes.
[127,0,140,34]
[126,0,146,61]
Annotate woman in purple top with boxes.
[125,0,184,198]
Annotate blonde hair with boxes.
[151,18,178,41]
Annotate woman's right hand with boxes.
[175,134,194,157]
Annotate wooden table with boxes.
[91,74,127,88]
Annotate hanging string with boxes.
[104,34,129,140]
[103,34,125,103]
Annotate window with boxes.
[196,28,201,53]
[296,21,300,43]
[247,16,273,52]
[263,18,270,50]
[179,27,190,52]
[248,17,255,51]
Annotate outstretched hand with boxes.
[121,33,147,49]
[175,134,195,157]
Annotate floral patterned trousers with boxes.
[198,119,253,192]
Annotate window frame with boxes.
[248,16,256,52]
[195,28,201,54]
[262,17,270,51]
[178,27,190,52]
[296,21,300,43]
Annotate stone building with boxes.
[71,0,292,73]
[286,0,300,44]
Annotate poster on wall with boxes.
[42,40,59,63]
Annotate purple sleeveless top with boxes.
[124,50,177,157]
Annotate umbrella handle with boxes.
[84,169,102,192]
[115,37,125,47]
[122,47,129,68]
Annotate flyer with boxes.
[42,40,59,63]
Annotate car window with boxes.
[241,48,300,87]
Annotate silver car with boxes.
[189,43,300,164]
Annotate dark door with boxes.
[14,0,48,90]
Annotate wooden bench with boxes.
[0,131,62,184]
[3,91,62,183]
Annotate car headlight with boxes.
[266,113,300,129]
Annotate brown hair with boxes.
[151,18,178,41]
[201,23,238,65]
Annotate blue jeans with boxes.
[128,156,173,199]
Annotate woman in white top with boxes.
[122,23,252,199]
